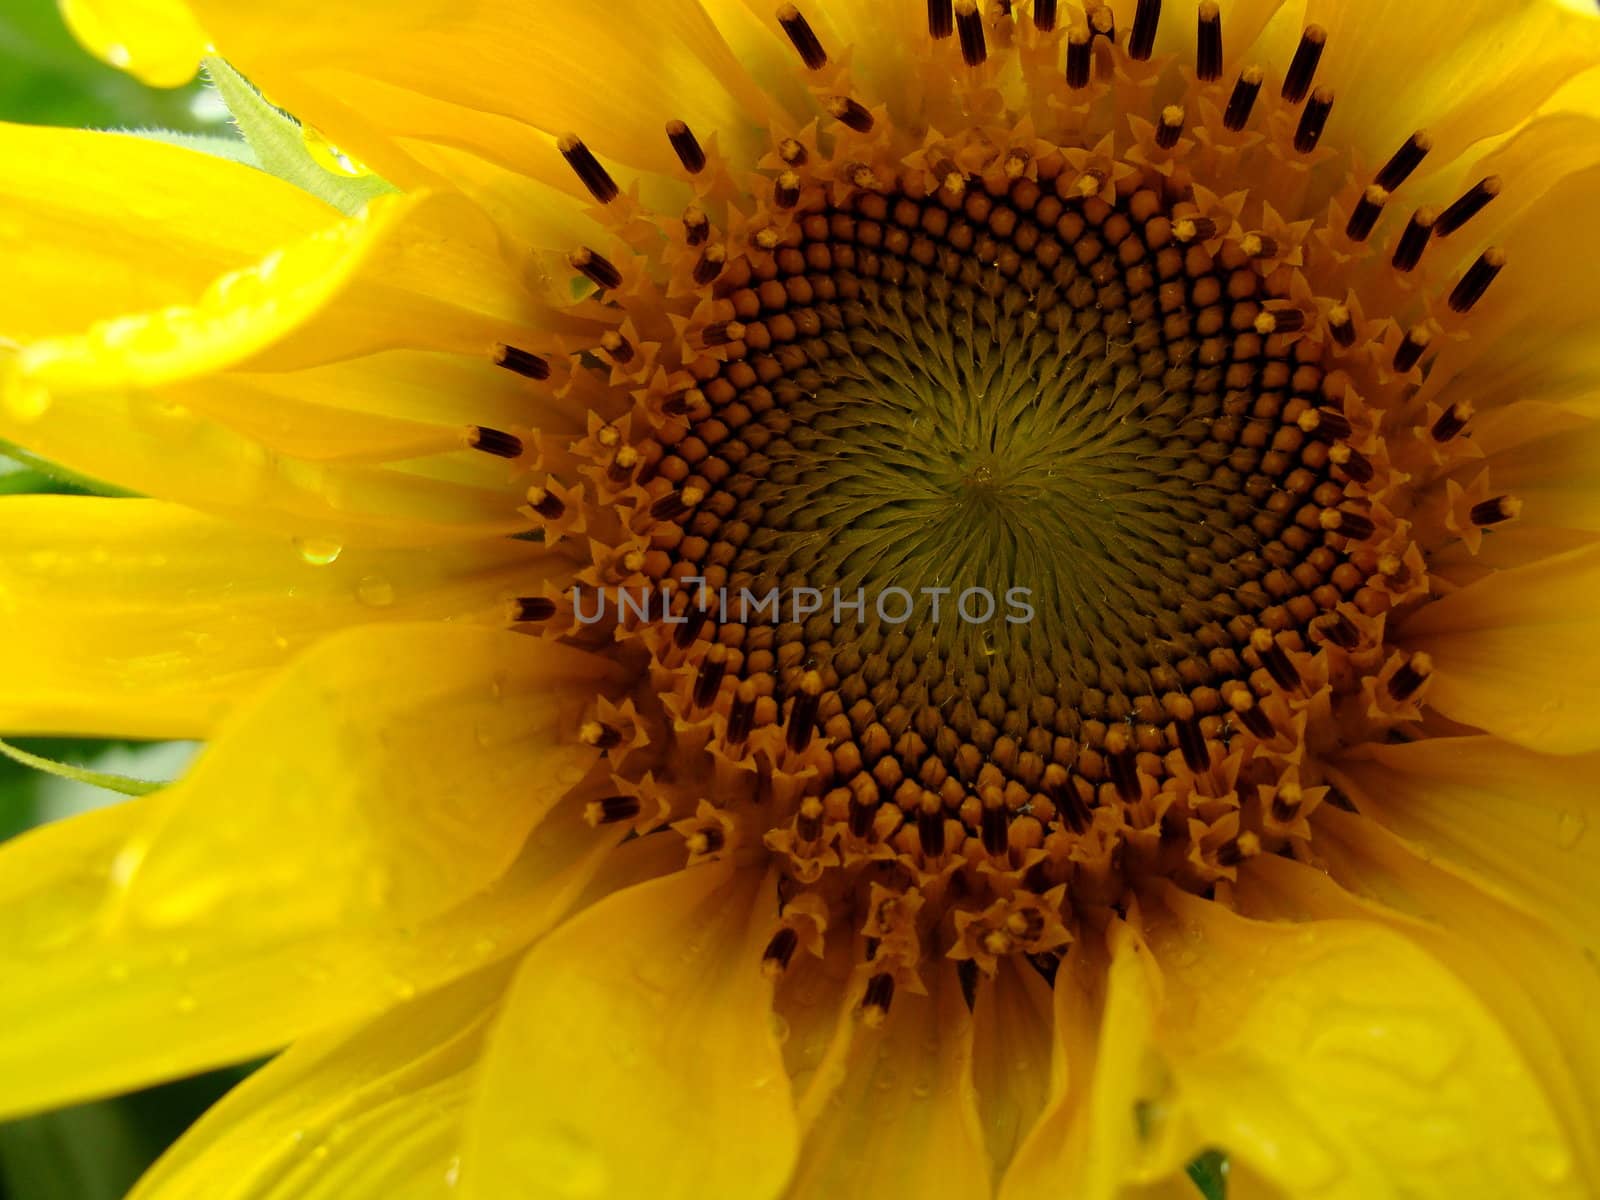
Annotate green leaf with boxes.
[119,127,260,166]
[206,57,397,215]
[1187,1149,1228,1199]
[0,738,164,797]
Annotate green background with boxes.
[0,1,1231,1195]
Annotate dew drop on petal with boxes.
[293,537,343,566]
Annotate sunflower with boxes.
[2,0,1599,1195]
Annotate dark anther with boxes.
[1375,130,1432,191]
[1252,629,1303,691]
[665,119,707,174]
[918,801,946,857]
[1196,1,1222,81]
[494,343,550,380]
[1437,175,1501,237]
[774,171,801,210]
[826,95,875,132]
[778,137,809,166]
[662,388,701,417]
[981,798,1009,855]
[605,446,638,486]
[569,247,622,291]
[727,681,757,746]
[1233,694,1275,740]
[527,487,565,520]
[762,927,800,974]
[1065,25,1092,88]
[1262,305,1306,333]
[1223,65,1263,130]
[591,795,642,825]
[1176,715,1209,773]
[1391,207,1437,272]
[1329,444,1374,484]
[1327,304,1356,347]
[693,647,729,709]
[1309,405,1352,440]
[693,244,727,286]
[1156,105,1185,149]
[1430,401,1473,442]
[672,600,710,649]
[849,793,876,838]
[558,134,619,204]
[1328,508,1376,541]
[1448,248,1506,313]
[1088,4,1114,40]
[862,972,896,1020]
[1345,184,1387,242]
[1386,653,1433,701]
[701,320,746,347]
[796,798,824,843]
[955,0,987,66]
[928,0,954,38]
[469,425,524,458]
[785,672,823,752]
[1130,0,1160,60]
[1107,741,1141,804]
[582,721,623,750]
[777,4,828,69]
[682,205,711,246]
[1470,495,1521,527]
[599,331,634,364]
[1281,24,1326,103]
[1392,324,1431,372]
[1294,87,1333,153]
[511,596,556,622]
[650,487,698,520]
[957,959,980,1012]
[1314,611,1361,651]
[1034,0,1058,33]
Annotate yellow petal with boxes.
[58,0,207,87]
[1000,930,1169,1200]
[1324,736,1600,952]
[0,496,553,738]
[1237,813,1600,1188]
[181,0,772,180]
[0,623,615,1117]
[1137,891,1584,1199]
[784,961,991,1200]
[1307,0,1600,168]
[130,965,511,1200]
[970,960,1055,1187]
[0,123,330,341]
[1398,542,1600,753]
[462,864,798,1200]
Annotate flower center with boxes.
[487,0,1518,1014]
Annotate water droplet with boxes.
[1556,810,1587,849]
[356,575,395,607]
[768,1012,791,1045]
[293,537,344,566]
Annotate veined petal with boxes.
[462,865,799,1200]
[784,962,991,1200]
[1237,815,1600,1189]
[1324,737,1600,952]
[1308,0,1600,166]
[131,965,512,1200]
[59,0,207,86]
[179,0,774,179]
[0,624,615,1117]
[0,496,552,738]
[0,123,331,341]
[970,960,1055,1188]
[1398,542,1600,753]
[1135,892,1583,1199]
